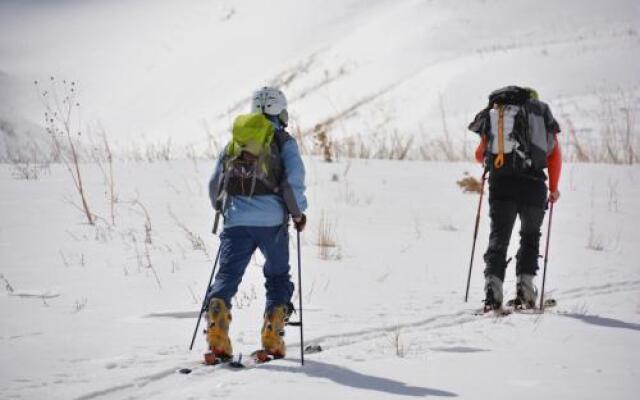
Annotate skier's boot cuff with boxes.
[261,304,288,358]
[484,275,504,311]
[516,274,538,309]
[205,297,233,360]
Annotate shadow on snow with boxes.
[559,313,640,332]
[253,359,457,397]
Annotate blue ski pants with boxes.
[206,225,294,312]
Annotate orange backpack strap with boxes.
[493,105,505,169]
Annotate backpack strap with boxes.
[212,144,232,234]
[272,129,303,219]
[215,144,231,210]
[273,129,293,151]
[494,104,506,169]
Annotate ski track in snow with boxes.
[70,308,478,399]
[69,306,551,400]
[2,157,638,400]
[70,275,640,400]
[555,279,640,299]
[2,0,640,385]
[74,368,178,400]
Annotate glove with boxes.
[293,214,307,232]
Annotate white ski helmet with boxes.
[251,86,288,126]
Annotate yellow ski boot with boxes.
[204,298,232,364]
[260,305,289,359]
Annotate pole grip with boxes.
[212,212,220,235]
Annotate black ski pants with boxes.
[483,178,547,282]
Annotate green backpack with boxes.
[211,112,302,233]
[227,112,275,159]
[220,112,290,199]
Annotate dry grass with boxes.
[316,211,339,260]
[558,90,639,165]
[87,125,118,225]
[10,157,49,180]
[3,80,636,166]
[456,172,483,194]
[129,229,162,289]
[0,273,15,294]
[314,125,333,162]
[122,195,153,244]
[168,206,210,260]
[586,222,605,252]
[73,297,88,313]
[389,327,405,358]
[36,77,95,225]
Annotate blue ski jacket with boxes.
[208,126,307,228]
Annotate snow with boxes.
[1,0,638,151]
[1,158,639,399]
[1,0,640,399]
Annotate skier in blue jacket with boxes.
[204,87,307,363]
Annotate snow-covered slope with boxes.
[0,0,638,150]
[1,2,639,399]
[1,158,638,399]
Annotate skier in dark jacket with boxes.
[204,87,307,363]
[469,86,561,311]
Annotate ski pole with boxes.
[464,170,488,302]
[539,201,554,311]
[189,244,222,350]
[296,229,304,366]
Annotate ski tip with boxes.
[178,368,192,374]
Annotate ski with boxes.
[177,353,240,374]
[228,345,323,368]
[473,306,512,317]
[179,351,278,374]
[246,350,275,367]
[504,297,557,314]
[179,345,321,374]
[472,298,556,317]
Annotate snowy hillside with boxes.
[1,158,639,399]
[1,0,639,155]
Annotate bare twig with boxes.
[36,78,95,225]
[0,274,15,293]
